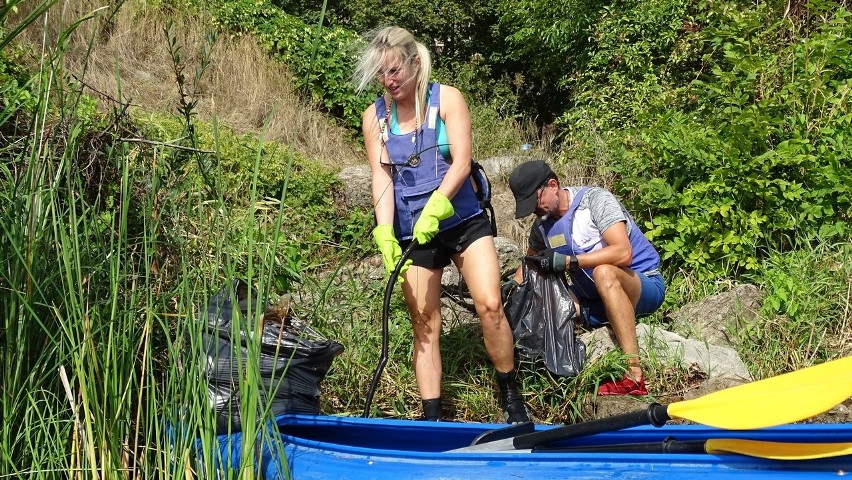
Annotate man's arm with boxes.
[581,221,633,268]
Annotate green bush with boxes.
[612,2,852,278]
[740,242,852,376]
[138,113,372,275]
[0,50,37,142]
[557,0,705,136]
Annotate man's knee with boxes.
[591,264,623,290]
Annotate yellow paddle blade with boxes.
[706,439,852,460]
[668,356,852,429]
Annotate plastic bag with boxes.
[504,260,585,376]
[202,279,344,433]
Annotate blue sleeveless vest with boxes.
[375,83,481,240]
[540,188,660,298]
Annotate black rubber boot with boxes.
[421,398,442,421]
[496,370,530,424]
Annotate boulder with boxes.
[667,284,764,348]
[581,323,753,381]
[338,165,372,210]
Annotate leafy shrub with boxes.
[430,55,526,159]
[0,49,37,141]
[740,242,852,375]
[613,2,852,278]
[557,0,705,136]
[496,0,602,121]
[139,113,372,275]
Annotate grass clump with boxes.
[741,243,852,378]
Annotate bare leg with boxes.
[453,236,515,373]
[592,265,644,380]
[454,236,529,422]
[401,265,444,400]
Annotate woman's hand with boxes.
[413,191,455,244]
[372,225,412,281]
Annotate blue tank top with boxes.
[375,83,481,239]
[390,95,450,158]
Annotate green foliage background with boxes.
[611,2,852,277]
[3,0,852,476]
[257,0,852,278]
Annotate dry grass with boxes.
[14,0,362,169]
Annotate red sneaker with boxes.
[597,375,648,396]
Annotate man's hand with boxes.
[413,191,454,244]
[525,248,576,273]
[372,225,412,281]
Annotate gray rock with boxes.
[477,156,519,178]
[338,165,372,210]
[581,324,752,381]
[667,284,764,348]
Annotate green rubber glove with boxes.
[372,225,412,281]
[413,191,455,244]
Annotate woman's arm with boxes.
[437,84,472,199]
[363,105,395,225]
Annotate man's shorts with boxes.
[400,213,493,269]
[573,271,666,328]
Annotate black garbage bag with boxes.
[202,279,344,434]
[504,260,585,377]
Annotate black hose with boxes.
[362,240,418,418]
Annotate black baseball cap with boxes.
[508,160,554,218]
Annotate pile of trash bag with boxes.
[202,279,344,433]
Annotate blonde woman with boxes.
[354,26,529,423]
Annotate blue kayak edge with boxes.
[197,414,852,479]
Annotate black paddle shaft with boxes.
[512,403,671,449]
[532,437,706,454]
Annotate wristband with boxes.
[568,255,579,272]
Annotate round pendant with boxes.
[407,155,421,167]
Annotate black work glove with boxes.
[500,279,520,301]
[525,248,571,273]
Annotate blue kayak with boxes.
[201,414,852,479]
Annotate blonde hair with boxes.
[353,26,432,120]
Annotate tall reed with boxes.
[1,2,301,478]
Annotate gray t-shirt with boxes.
[528,187,631,252]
